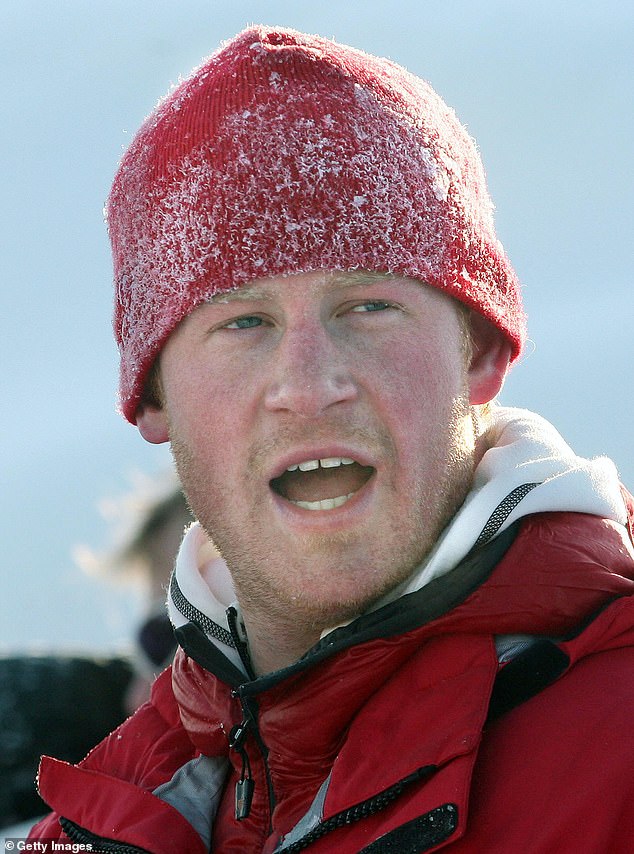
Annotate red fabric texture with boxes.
[32,510,634,851]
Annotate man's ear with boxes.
[467,313,512,405]
[136,403,170,444]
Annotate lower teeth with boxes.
[291,493,355,511]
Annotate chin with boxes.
[276,566,408,626]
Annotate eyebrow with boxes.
[207,270,397,304]
[208,285,273,304]
[331,270,396,286]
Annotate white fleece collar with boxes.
[167,523,244,671]
[373,406,627,606]
[167,407,628,643]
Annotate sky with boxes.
[2,0,632,653]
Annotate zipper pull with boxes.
[229,719,255,820]
[227,606,255,677]
[235,776,255,821]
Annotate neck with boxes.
[242,611,323,675]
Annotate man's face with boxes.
[152,271,482,630]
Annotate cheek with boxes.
[368,339,471,481]
[366,337,466,422]
[162,345,248,442]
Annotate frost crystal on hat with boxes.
[107,25,526,423]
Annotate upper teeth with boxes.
[287,457,355,472]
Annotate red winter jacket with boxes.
[32,510,634,852]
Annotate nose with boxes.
[264,322,358,418]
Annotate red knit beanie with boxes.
[108,25,526,424]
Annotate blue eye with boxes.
[351,301,392,313]
[225,316,263,329]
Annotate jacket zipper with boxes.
[228,689,277,829]
[227,605,255,676]
[59,817,150,853]
[277,766,439,853]
[226,605,277,828]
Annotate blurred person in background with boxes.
[31,26,634,853]
[76,471,197,713]
[0,472,197,830]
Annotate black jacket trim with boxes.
[175,622,246,688]
[60,817,151,853]
[486,640,570,722]
[277,766,437,852]
[359,803,459,854]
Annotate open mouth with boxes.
[270,457,376,511]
